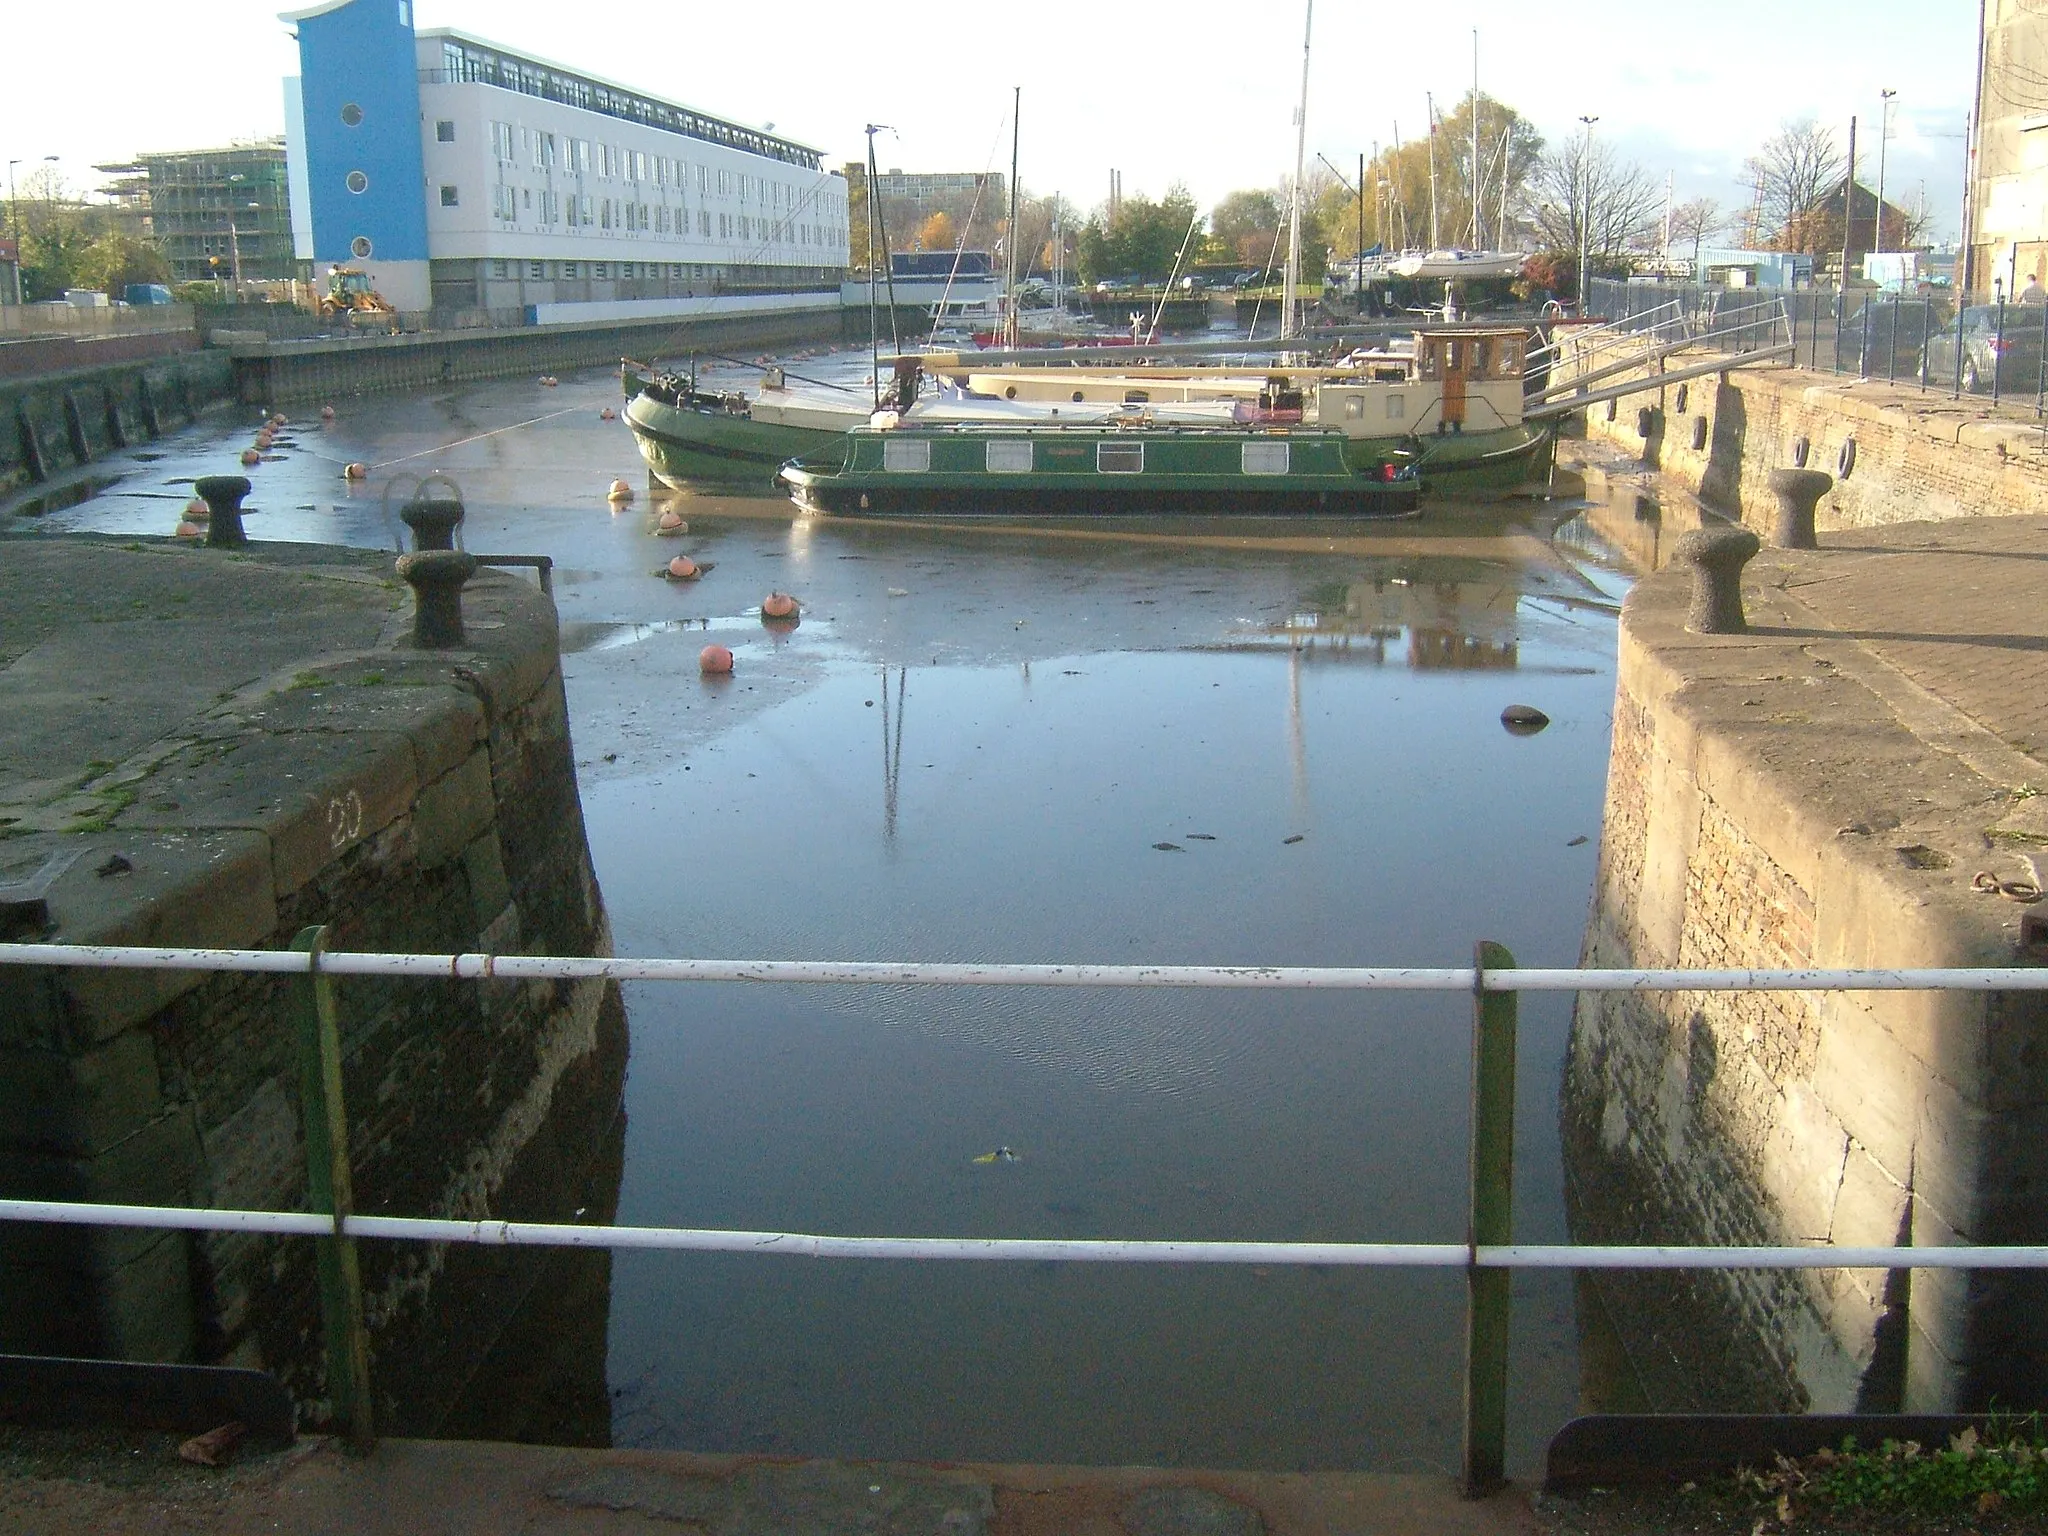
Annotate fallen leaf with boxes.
[178,1421,248,1467]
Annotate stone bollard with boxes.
[395,550,478,648]
[1671,525,1761,635]
[1766,468,1832,550]
[193,475,253,548]
[400,488,465,551]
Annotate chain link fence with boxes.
[1587,278,2048,413]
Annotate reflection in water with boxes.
[879,665,907,843]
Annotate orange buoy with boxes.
[343,462,368,480]
[270,413,287,428]
[608,478,634,501]
[174,519,204,538]
[699,644,734,675]
[666,555,700,579]
[540,375,558,387]
[184,497,209,520]
[599,406,617,421]
[320,405,337,421]
[761,592,798,620]
[239,448,261,466]
[655,508,686,533]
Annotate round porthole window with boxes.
[340,102,364,127]
[346,170,369,194]
[350,235,373,259]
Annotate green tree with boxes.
[76,232,170,296]
[1358,93,1544,253]
[1076,185,1200,283]
[1209,189,1283,266]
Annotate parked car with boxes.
[1919,304,2048,393]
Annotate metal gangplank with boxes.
[1524,294,1794,423]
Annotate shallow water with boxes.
[22,353,1633,1473]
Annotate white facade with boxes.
[411,31,846,312]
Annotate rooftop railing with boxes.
[2,935,2045,1489]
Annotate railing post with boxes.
[1461,939,1517,1498]
[290,925,375,1453]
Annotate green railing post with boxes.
[1461,939,1517,1498]
[290,924,375,1452]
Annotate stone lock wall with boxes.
[0,551,622,1432]
[1,351,235,499]
[1568,563,2048,1415]
[1575,360,2048,532]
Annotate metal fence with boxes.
[0,302,197,340]
[1588,277,2048,413]
[3,935,2047,1484]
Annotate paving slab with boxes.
[0,1436,1545,1536]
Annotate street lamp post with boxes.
[1577,115,1599,316]
[1875,89,1896,260]
[5,160,20,305]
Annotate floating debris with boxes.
[971,1147,1019,1164]
[1566,835,1589,847]
[1152,842,1185,852]
[1185,833,1216,841]
[1500,704,1550,736]
[1282,834,1305,845]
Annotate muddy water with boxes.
[21,356,1637,1474]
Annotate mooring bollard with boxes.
[399,486,465,551]
[1462,939,1517,1499]
[1766,467,1832,550]
[1671,525,1761,634]
[289,926,375,1453]
[395,550,477,647]
[192,475,253,548]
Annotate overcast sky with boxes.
[3,0,1976,242]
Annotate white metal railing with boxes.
[3,937,2046,1482]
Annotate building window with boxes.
[340,102,363,127]
[492,259,508,278]
[346,170,369,194]
[529,261,544,279]
[563,261,577,278]
[436,120,455,142]
[671,263,683,277]
[351,235,373,258]
[441,185,459,207]
[594,262,608,278]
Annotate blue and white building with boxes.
[282,0,849,316]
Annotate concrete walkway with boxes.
[0,1438,1544,1536]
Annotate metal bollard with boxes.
[395,550,477,647]
[400,490,465,551]
[1672,525,1761,634]
[193,474,253,548]
[1765,468,1833,550]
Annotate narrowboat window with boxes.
[1343,395,1365,420]
[1386,393,1406,420]
[986,440,1032,473]
[1123,389,1150,404]
[1097,442,1143,474]
[882,439,931,473]
[1241,441,1289,476]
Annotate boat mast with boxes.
[1471,32,1481,249]
[1426,93,1439,249]
[866,125,901,365]
[864,127,881,409]
[1006,87,1022,350]
[1284,0,1313,337]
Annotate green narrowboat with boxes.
[622,363,866,487]
[775,423,1422,516]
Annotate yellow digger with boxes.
[318,266,398,327]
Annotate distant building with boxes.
[1692,248,1813,289]
[1778,179,1912,275]
[862,168,1006,251]
[1969,0,2048,296]
[281,0,849,314]
[95,141,295,284]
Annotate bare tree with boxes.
[1668,196,1729,268]
[1743,119,1843,249]
[1529,134,1663,263]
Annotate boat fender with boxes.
[599,407,618,421]
[174,519,203,538]
[1837,436,1857,480]
[240,449,261,466]
[761,592,799,620]
[699,644,734,675]
[1791,435,1810,468]
[608,478,635,502]
[1691,415,1709,452]
[870,410,901,430]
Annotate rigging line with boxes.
[927,111,1012,346]
[1243,215,1290,341]
[368,407,584,471]
[1146,209,1206,343]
